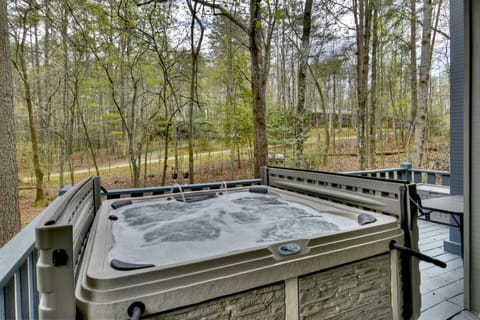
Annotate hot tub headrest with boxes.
[111,199,133,209]
[357,213,377,225]
[174,194,218,203]
[249,186,268,194]
[111,259,154,271]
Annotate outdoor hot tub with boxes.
[36,167,427,320]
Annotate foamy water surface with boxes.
[108,191,358,267]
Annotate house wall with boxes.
[450,0,464,196]
[446,0,465,255]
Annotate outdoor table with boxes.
[421,195,464,257]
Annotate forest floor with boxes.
[18,138,450,227]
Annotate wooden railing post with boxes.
[400,162,412,182]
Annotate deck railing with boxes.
[0,203,50,320]
[343,162,451,186]
[0,165,449,319]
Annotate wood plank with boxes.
[448,293,464,308]
[418,221,465,319]
[419,232,449,245]
[418,301,463,320]
[450,310,480,320]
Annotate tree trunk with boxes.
[17,24,44,202]
[143,138,150,187]
[408,0,418,161]
[192,0,274,178]
[187,0,204,184]
[62,5,75,186]
[129,78,141,187]
[295,0,313,168]
[161,127,170,186]
[161,102,172,186]
[414,0,433,167]
[0,0,21,246]
[369,4,378,168]
[250,0,269,177]
[353,0,373,170]
[75,79,99,176]
[308,64,329,166]
[227,31,237,180]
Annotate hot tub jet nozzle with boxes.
[128,301,146,320]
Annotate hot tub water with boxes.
[108,190,359,267]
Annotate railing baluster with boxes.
[427,172,436,184]
[28,254,38,320]
[414,171,423,183]
[392,171,397,180]
[21,260,31,319]
[442,174,451,186]
[1,287,5,320]
[14,270,22,319]
[5,278,14,319]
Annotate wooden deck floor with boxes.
[417,220,475,319]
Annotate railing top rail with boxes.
[409,168,450,175]
[263,166,415,218]
[343,167,449,175]
[341,167,405,175]
[104,179,261,197]
[342,165,450,185]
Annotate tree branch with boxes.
[135,0,168,6]
[192,0,249,34]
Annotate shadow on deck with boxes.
[418,220,478,319]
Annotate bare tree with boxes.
[68,0,156,187]
[368,2,379,168]
[11,3,44,202]
[352,0,374,169]
[0,0,21,246]
[413,0,445,167]
[186,0,205,184]
[134,1,186,185]
[194,0,279,177]
[295,0,314,168]
[414,0,433,167]
[407,0,418,162]
[61,3,75,186]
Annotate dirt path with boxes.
[21,150,232,182]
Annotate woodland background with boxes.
[6,0,450,226]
